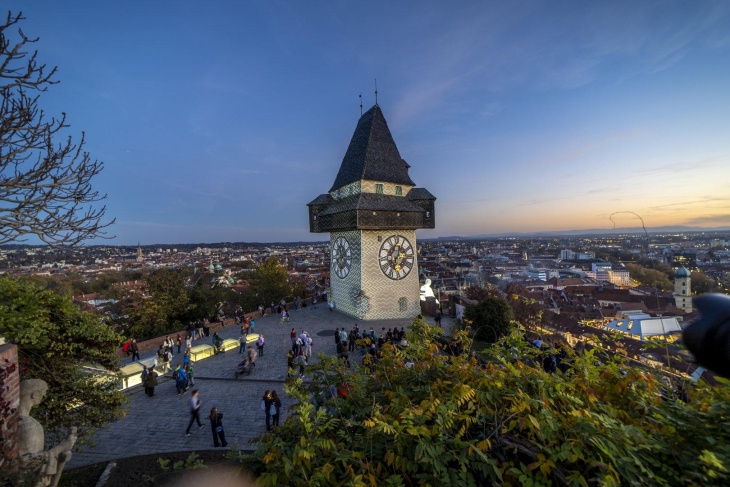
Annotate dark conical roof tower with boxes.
[330,105,415,192]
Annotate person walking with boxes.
[270,301,275,316]
[210,408,228,447]
[185,390,203,436]
[129,339,140,361]
[141,365,150,396]
[147,365,158,396]
[271,390,282,427]
[176,334,182,354]
[258,304,264,318]
[246,345,257,370]
[262,390,272,431]
[249,317,255,335]
[257,334,265,356]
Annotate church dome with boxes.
[674,266,691,278]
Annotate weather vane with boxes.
[359,93,363,116]
[374,79,378,106]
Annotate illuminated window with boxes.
[627,321,634,330]
[395,186,402,196]
[375,184,384,194]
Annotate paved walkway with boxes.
[68,305,455,468]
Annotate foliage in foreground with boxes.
[244,318,730,486]
[0,276,127,446]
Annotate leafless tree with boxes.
[0,11,114,246]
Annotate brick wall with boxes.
[0,343,20,470]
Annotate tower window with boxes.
[375,184,384,194]
[399,297,407,311]
[395,186,402,196]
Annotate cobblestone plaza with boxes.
[68,305,451,468]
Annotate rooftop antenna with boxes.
[359,93,363,116]
[374,78,378,106]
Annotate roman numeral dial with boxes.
[378,235,414,280]
[332,236,352,279]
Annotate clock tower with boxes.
[307,105,436,320]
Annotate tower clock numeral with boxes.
[378,235,414,280]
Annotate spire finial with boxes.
[359,93,363,116]
[374,79,378,106]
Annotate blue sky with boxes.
[7,1,730,244]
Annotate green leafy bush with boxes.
[243,318,730,486]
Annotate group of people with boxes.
[184,390,228,447]
[186,320,211,341]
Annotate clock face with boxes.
[378,235,415,280]
[332,236,352,279]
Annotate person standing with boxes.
[147,365,158,396]
[188,321,197,341]
[262,390,272,431]
[185,390,203,436]
[183,347,191,368]
[270,301,275,316]
[257,334,265,356]
[185,364,195,386]
[295,350,308,377]
[271,390,282,427]
[209,408,228,447]
[305,333,312,358]
[239,328,247,354]
[174,364,188,394]
[258,304,264,317]
[129,339,140,361]
[249,317,255,335]
[141,365,150,396]
[176,334,182,354]
[287,351,295,377]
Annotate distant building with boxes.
[586,263,631,287]
[560,250,595,261]
[603,314,682,341]
[673,266,692,313]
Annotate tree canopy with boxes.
[244,318,730,486]
[464,295,515,343]
[247,257,292,306]
[0,276,126,446]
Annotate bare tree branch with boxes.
[0,11,114,246]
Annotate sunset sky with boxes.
[8,1,730,244]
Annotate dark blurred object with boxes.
[683,294,730,379]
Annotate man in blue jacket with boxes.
[173,364,188,394]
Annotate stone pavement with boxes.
[68,304,455,468]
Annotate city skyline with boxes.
[7,1,730,245]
